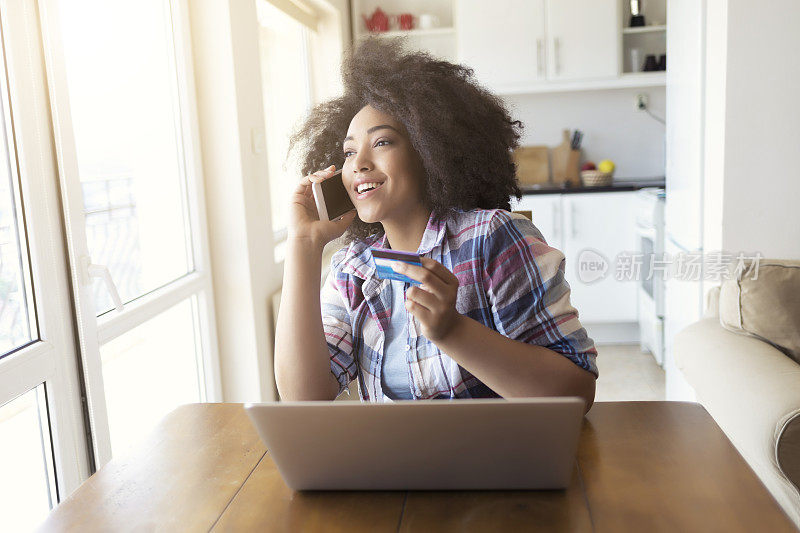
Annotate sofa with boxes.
[675,259,800,527]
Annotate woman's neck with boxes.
[382,207,432,253]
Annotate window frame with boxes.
[0,0,91,499]
[256,2,315,259]
[37,0,222,469]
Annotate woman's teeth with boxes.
[357,182,384,194]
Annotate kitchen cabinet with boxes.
[352,0,665,95]
[511,191,639,339]
[456,0,546,88]
[621,0,667,74]
[546,0,619,81]
[456,0,618,92]
[561,193,638,323]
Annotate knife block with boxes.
[551,129,581,187]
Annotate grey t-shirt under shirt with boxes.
[380,279,414,400]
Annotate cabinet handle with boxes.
[571,202,577,238]
[536,39,544,76]
[552,203,559,242]
[554,37,561,74]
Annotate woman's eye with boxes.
[343,140,390,157]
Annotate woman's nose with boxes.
[351,150,372,172]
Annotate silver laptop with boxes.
[244,397,584,491]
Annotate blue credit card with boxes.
[370,247,422,285]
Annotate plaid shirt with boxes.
[321,208,598,402]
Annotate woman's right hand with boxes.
[287,164,358,249]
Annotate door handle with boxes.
[80,255,124,312]
[571,202,577,238]
[552,204,559,242]
[536,39,544,76]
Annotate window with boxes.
[40,0,220,467]
[57,0,195,314]
[0,81,36,355]
[100,297,203,455]
[0,387,57,531]
[0,0,88,517]
[256,0,315,262]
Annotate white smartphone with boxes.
[311,168,355,221]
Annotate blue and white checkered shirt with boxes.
[321,208,598,402]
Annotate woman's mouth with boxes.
[356,181,385,200]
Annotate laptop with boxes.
[244,397,585,491]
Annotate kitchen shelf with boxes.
[358,27,456,39]
[622,25,667,34]
[618,71,666,85]
[492,72,665,96]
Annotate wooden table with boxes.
[40,402,797,532]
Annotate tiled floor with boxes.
[595,344,665,401]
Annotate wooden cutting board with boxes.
[512,146,550,186]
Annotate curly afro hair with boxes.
[286,36,524,245]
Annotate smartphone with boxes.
[312,168,355,221]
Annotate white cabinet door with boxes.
[456,0,546,91]
[546,0,618,81]
[510,194,562,250]
[561,192,638,323]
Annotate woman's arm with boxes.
[430,315,596,412]
[398,257,595,412]
[274,238,340,401]
[396,209,598,412]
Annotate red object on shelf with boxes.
[398,13,413,30]
[363,7,389,32]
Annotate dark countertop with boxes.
[520,178,665,195]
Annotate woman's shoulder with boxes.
[449,208,549,254]
[450,208,539,236]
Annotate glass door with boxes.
[38,0,220,467]
[0,0,88,527]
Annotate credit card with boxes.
[370,247,422,285]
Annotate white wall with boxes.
[704,0,800,259]
[188,0,349,402]
[504,87,666,180]
[189,0,275,402]
[702,0,727,252]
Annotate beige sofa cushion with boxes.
[718,259,800,364]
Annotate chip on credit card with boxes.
[370,247,422,285]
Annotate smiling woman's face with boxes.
[341,105,427,225]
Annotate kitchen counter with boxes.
[520,178,665,195]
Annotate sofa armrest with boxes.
[675,318,800,525]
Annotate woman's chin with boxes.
[356,208,381,224]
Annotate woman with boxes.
[274,37,597,411]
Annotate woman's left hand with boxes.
[396,257,462,343]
